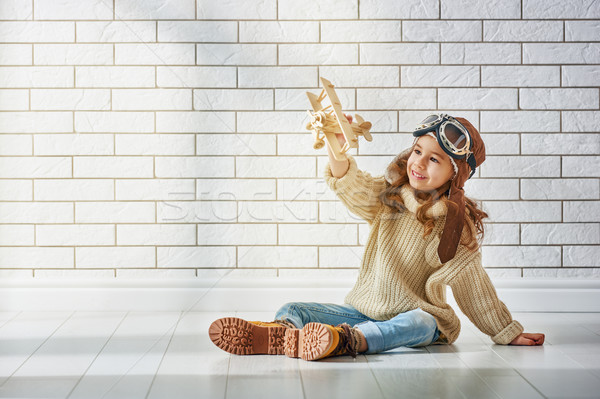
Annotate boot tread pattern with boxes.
[298,322,332,361]
[209,317,256,355]
[301,323,331,361]
[268,327,285,355]
[209,317,287,356]
[284,328,299,358]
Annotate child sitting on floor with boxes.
[209,114,545,360]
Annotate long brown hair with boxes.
[380,149,488,251]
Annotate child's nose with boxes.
[414,158,425,169]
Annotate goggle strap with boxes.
[467,154,477,179]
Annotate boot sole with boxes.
[284,322,333,361]
[208,317,286,355]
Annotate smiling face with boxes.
[406,135,455,192]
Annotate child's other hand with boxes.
[509,332,545,346]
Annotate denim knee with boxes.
[356,308,440,353]
[413,309,437,329]
[410,309,439,346]
[274,302,303,328]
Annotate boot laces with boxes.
[333,323,358,358]
[273,319,297,329]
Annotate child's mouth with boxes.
[411,170,426,180]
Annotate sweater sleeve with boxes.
[448,252,524,345]
[324,155,387,223]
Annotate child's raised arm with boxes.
[326,139,349,178]
[323,114,386,223]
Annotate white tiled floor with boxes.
[1,311,599,399]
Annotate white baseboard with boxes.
[1,279,599,312]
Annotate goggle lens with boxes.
[443,123,468,150]
[421,114,441,124]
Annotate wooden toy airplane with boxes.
[305,77,372,161]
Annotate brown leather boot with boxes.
[208,317,295,355]
[284,322,359,361]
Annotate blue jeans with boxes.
[274,302,440,354]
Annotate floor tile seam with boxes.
[578,323,600,337]
[144,310,185,399]
[364,353,406,399]
[548,346,600,384]
[500,366,549,399]
[297,357,307,399]
[65,310,130,399]
[433,342,505,399]
[467,346,539,399]
[0,310,76,389]
[415,348,467,398]
[223,351,232,399]
[92,310,189,398]
[0,311,22,331]
[488,345,550,399]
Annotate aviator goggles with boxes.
[413,114,476,178]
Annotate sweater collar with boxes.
[400,185,447,218]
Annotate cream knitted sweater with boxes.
[325,156,524,345]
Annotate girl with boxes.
[209,114,545,361]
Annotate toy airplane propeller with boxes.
[305,77,373,161]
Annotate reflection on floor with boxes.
[0,310,599,398]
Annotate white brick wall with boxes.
[0,0,598,282]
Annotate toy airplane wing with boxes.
[320,77,358,151]
[306,91,323,112]
[306,90,345,159]
[322,131,345,161]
